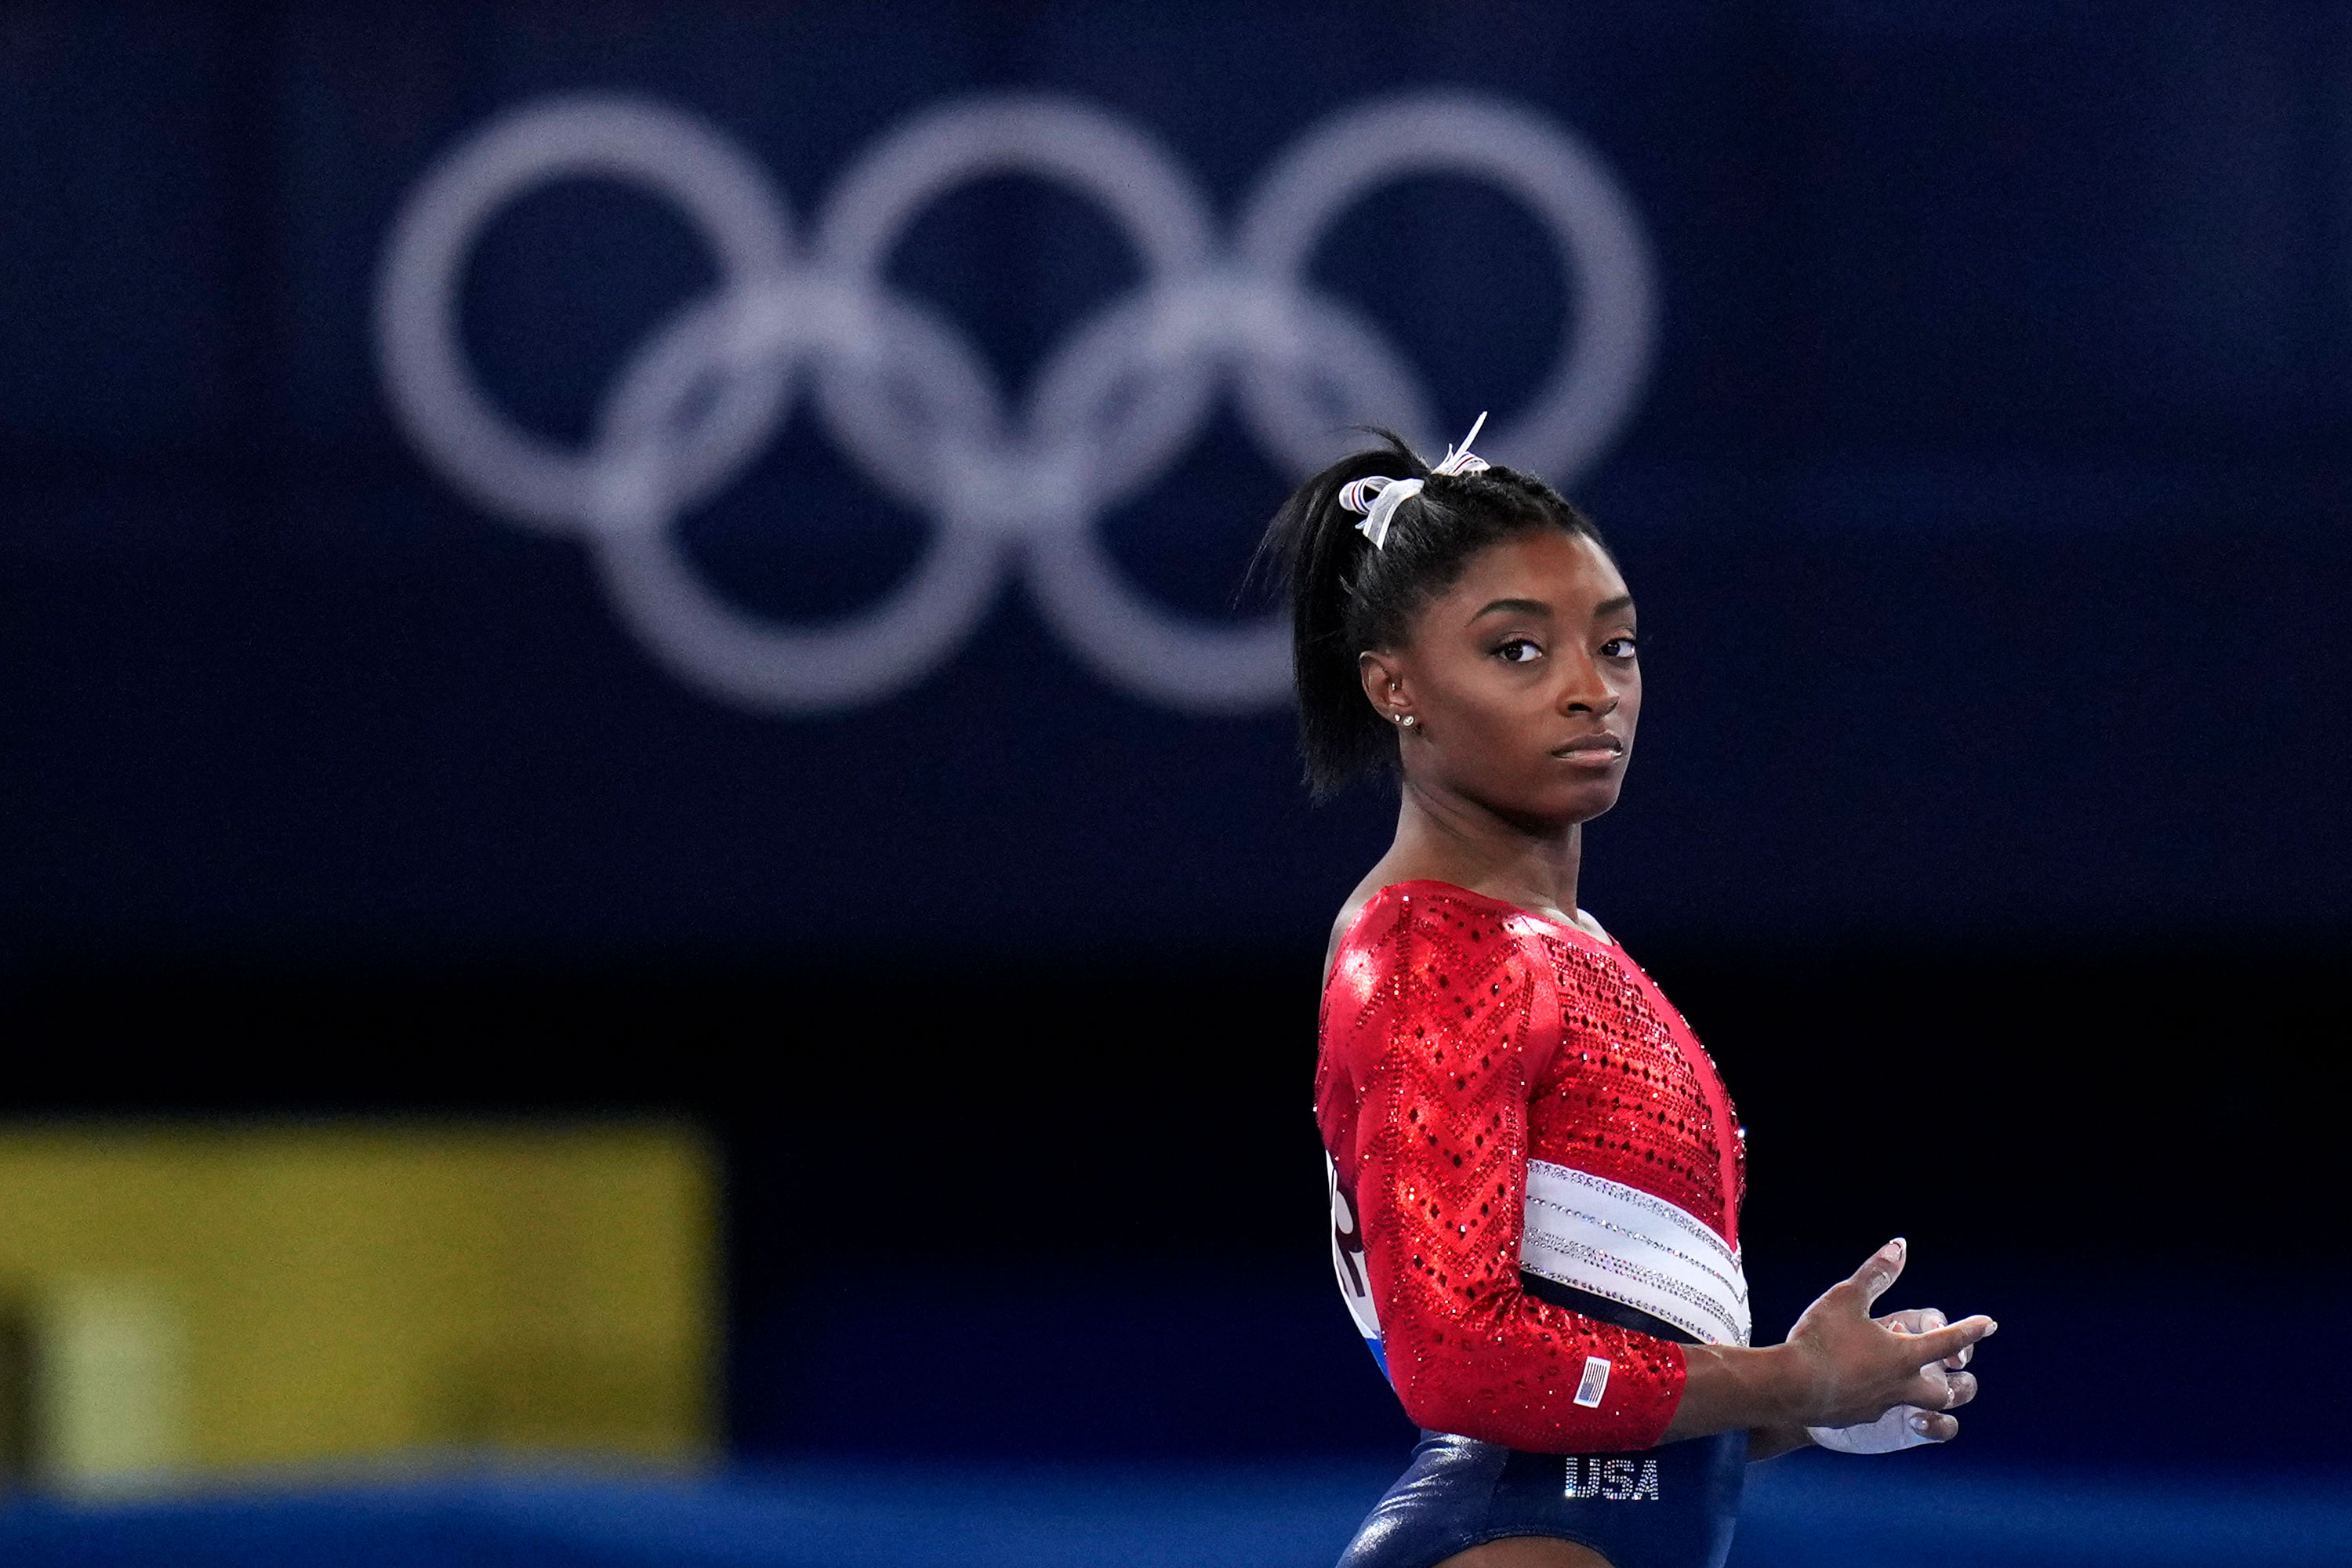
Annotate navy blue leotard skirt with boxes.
[1335,1281,1745,1568]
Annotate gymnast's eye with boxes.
[1599,636,1638,660]
[1494,638,1543,664]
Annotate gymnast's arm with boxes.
[1343,913,1689,1452]
[1344,907,1993,1452]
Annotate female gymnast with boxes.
[1261,419,1997,1568]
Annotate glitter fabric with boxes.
[1317,881,1745,1454]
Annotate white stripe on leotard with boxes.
[1520,1160,1751,1347]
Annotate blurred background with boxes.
[2,2,2347,1564]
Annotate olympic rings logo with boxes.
[376,91,1657,713]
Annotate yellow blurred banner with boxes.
[0,1121,715,1491]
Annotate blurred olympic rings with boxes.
[376,92,1657,712]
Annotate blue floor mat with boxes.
[1,1457,2344,1567]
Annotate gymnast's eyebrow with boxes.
[1470,597,1552,620]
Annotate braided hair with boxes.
[1257,430,1606,798]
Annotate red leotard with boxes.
[1318,881,1746,1454]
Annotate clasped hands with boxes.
[1669,1236,1996,1455]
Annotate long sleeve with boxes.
[1327,889,1686,1452]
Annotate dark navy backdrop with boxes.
[4,9,2351,1543]
[5,2,2347,966]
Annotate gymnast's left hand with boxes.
[1875,1305,1980,1443]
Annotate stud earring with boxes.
[1395,713,1416,728]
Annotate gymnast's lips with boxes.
[1550,734,1625,764]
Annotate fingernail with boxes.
[1888,1237,1907,1254]
[1983,1319,1998,1336]
[1908,1413,1931,1436]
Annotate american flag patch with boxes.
[1573,1356,1611,1408]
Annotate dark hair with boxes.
[1257,430,1606,799]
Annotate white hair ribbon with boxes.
[1338,412,1492,549]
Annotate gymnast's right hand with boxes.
[1661,1236,1995,1443]
[1783,1237,1994,1434]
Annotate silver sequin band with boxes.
[1519,1160,1751,1347]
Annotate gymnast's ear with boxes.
[1359,648,1412,727]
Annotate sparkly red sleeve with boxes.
[1339,891,1686,1452]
